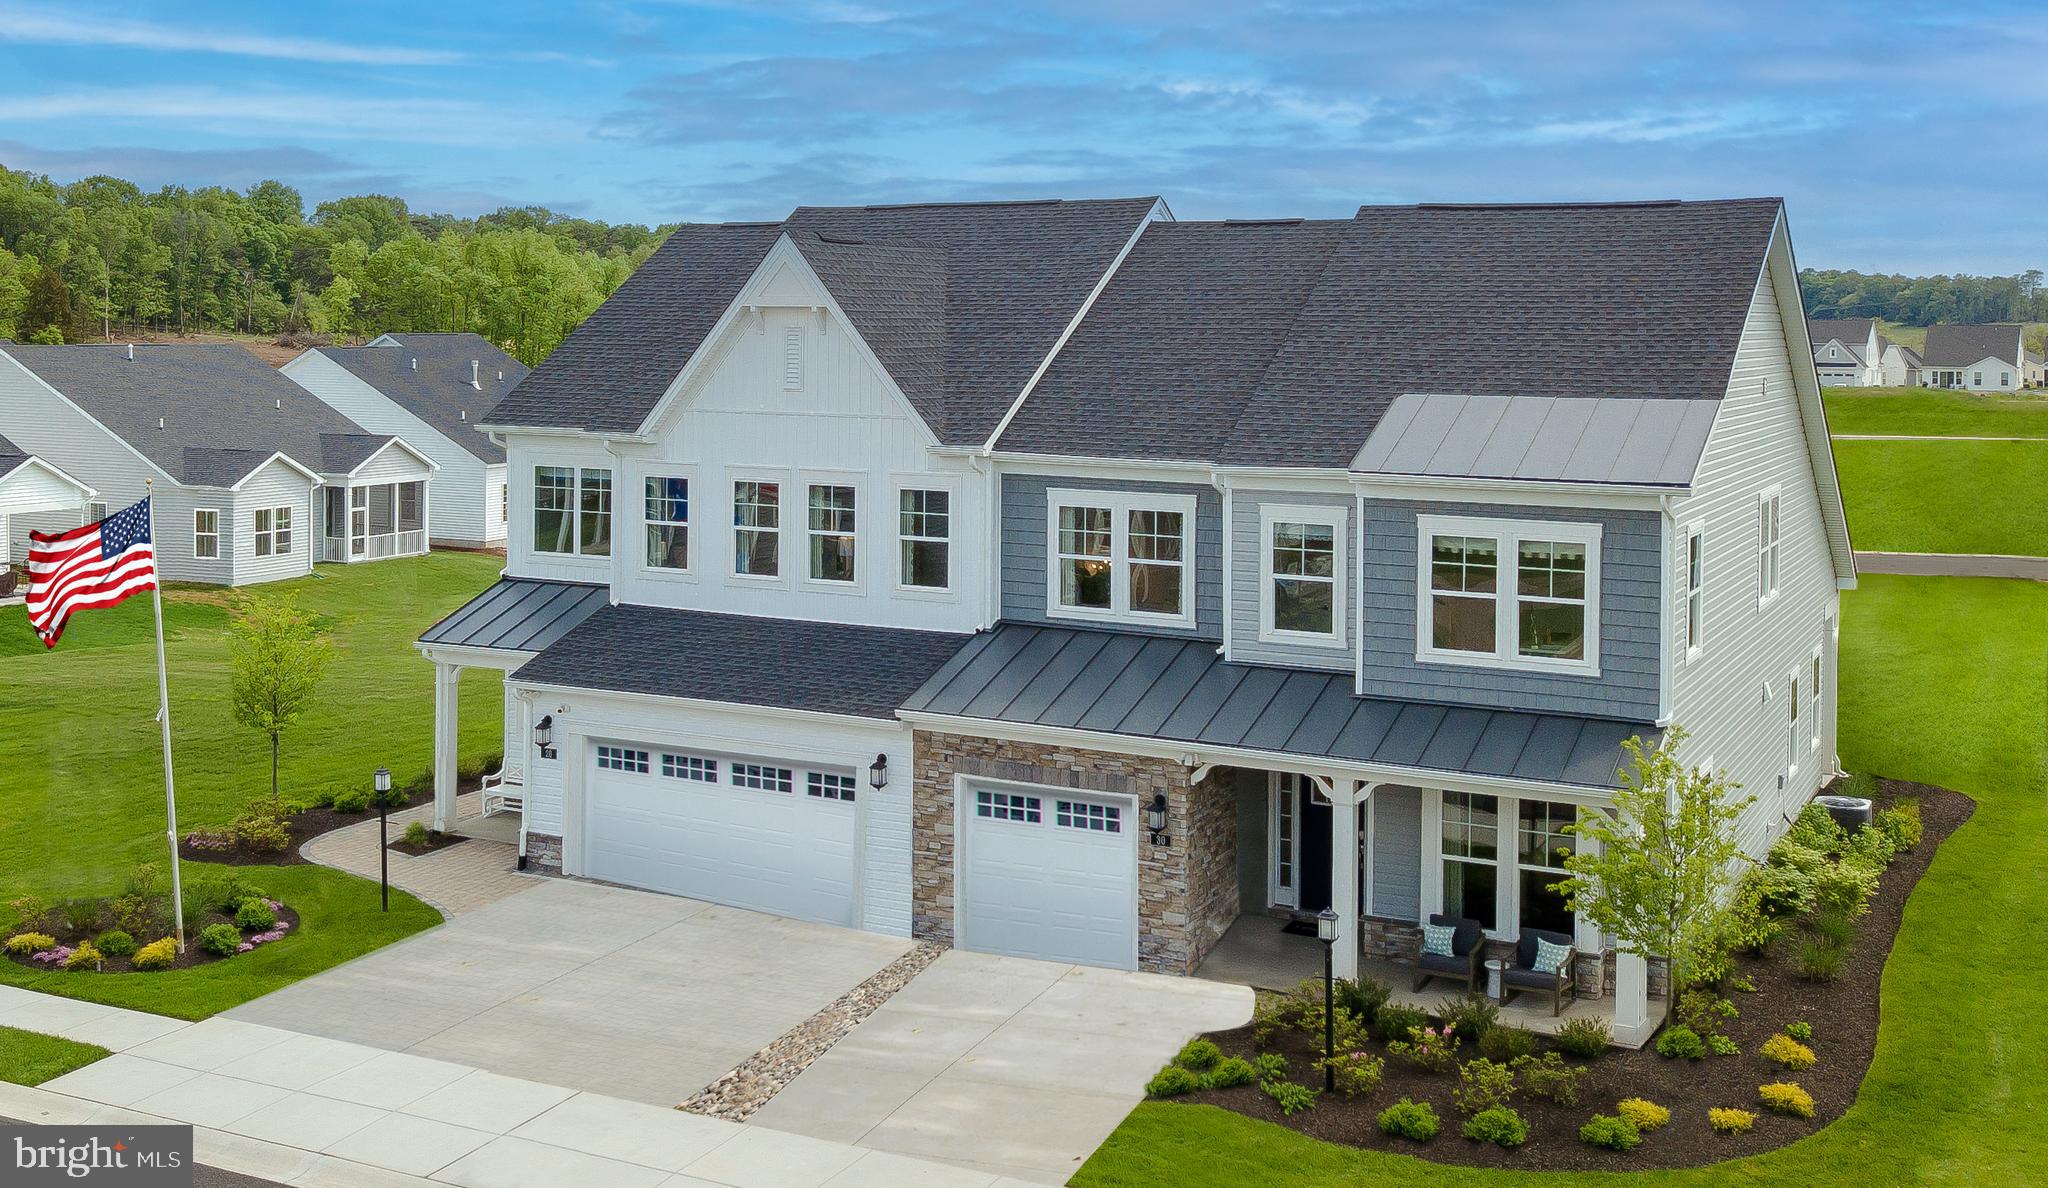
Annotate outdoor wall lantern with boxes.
[868,753,889,792]
[1146,792,1170,847]
[533,714,556,759]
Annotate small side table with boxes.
[1485,958,1509,1003]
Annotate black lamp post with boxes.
[374,766,392,912]
[1317,906,1339,1090]
[867,753,888,793]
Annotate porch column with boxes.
[1330,781,1360,981]
[1611,952,1651,1047]
[432,660,463,833]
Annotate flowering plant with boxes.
[1388,1024,1461,1074]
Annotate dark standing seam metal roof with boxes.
[1921,323,2023,368]
[994,219,1349,460]
[903,624,1657,789]
[418,577,610,653]
[1352,394,1720,485]
[482,198,1158,444]
[1,343,391,486]
[1217,199,1784,468]
[510,603,971,720]
[318,333,527,463]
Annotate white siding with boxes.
[228,459,318,586]
[282,351,499,546]
[0,350,172,569]
[348,442,434,486]
[0,463,89,565]
[1669,264,1841,862]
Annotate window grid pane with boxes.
[1056,504,1113,610]
[578,469,612,557]
[733,763,793,793]
[645,477,689,570]
[596,746,650,773]
[1126,508,1184,617]
[660,753,717,782]
[733,482,780,577]
[973,789,1041,823]
[807,772,857,802]
[807,485,856,583]
[898,489,950,589]
[1055,800,1120,832]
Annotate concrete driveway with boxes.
[226,879,914,1108]
[751,950,1253,1184]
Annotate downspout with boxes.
[1656,493,1676,728]
[1213,470,1232,657]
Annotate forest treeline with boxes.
[1799,268,2048,327]
[0,167,674,364]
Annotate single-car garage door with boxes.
[961,786,1136,969]
[584,744,857,927]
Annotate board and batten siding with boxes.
[1368,784,1422,921]
[1227,488,1354,671]
[1356,499,1662,719]
[999,473,1224,639]
[282,351,500,546]
[1669,265,1842,863]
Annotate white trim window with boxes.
[1758,490,1781,602]
[1261,506,1344,644]
[1811,645,1825,752]
[273,505,292,555]
[193,509,220,559]
[1514,800,1576,935]
[1684,524,1705,659]
[807,484,856,584]
[898,488,951,590]
[254,507,275,557]
[1441,791,1500,932]
[733,481,781,578]
[1046,488,1195,626]
[1417,515,1600,674]
[253,506,292,557]
[644,476,689,571]
[87,501,108,523]
[535,466,612,556]
[1269,773,1302,908]
[1787,667,1802,779]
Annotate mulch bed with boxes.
[1173,777,1971,1171]
[179,788,434,866]
[5,902,303,974]
[386,830,468,857]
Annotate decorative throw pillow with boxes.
[1532,937,1572,975]
[1421,922,1458,957]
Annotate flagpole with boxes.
[143,480,186,954]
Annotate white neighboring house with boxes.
[2025,348,2045,388]
[282,333,528,548]
[1920,323,2027,391]
[1878,339,1923,387]
[0,432,95,574]
[0,343,437,585]
[1805,317,1882,386]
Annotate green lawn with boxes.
[1823,388,2048,438]
[0,1025,108,1086]
[1832,439,2048,556]
[1076,573,2048,1187]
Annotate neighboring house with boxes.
[1920,323,2027,391]
[282,333,529,548]
[0,343,437,584]
[2025,347,2045,388]
[1878,338,1923,387]
[1805,317,1882,386]
[420,196,1851,1045]
[0,432,94,571]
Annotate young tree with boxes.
[228,597,333,799]
[1554,729,1754,1013]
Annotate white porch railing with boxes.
[323,530,427,562]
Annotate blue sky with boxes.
[0,0,2040,274]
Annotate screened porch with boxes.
[323,479,428,562]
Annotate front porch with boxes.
[321,478,429,562]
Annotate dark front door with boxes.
[1297,792,1333,912]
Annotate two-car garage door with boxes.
[583,744,858,927]
[960,785,1138,970]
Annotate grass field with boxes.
[1075,574,2048,1187]
[0,1026,108,1086]
[1832,438,2048,555]
[1824,387,2048,438]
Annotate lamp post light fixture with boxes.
[374,766,393,912]
[1316,906,1339,1090]
[867,753,889,792]
[533,714,555,759]
[1145,792,1170,847]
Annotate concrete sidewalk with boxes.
[0,986,1041,1188]
[1855,551,2048,580]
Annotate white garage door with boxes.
[584,746,857,927]
[962,786,1137,970]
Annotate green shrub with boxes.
[1579,1113,1642,1150]
[198,923,244,957]
[60,898,101,933]
[1252,1052,1288,1084]
[1786,802,1845,851]
[1785,1021,1814,1043]
[1710,1107,1756,1134]
[1760,1033,1817,1071]
[1333,975,1391,1024]
[8,895,50,931]
[1174,1038,1221,1073]
[1205,1056,1257,1089]
[4,932,56,955]
[131,937,178,971]
[402,820,431,847]
[1553,1015,1612,1059]
[61,941,102,970]
[234,899,278,930]
[1875,801,1922,851]
[1708,1034,1740,1056]
[1250,986,1320,1044]
[105,895,156,937]
[1387,1024,1460,1074]
[1513,1051,1587,1106]
[331,787,371,814]
[1677,990,1738,1038]
[1145,1066,1199,1097]
[1461,1105,1528,1148]
[372,778,409,810]
[1451,1058,1516,1115]
[1261,1078,1319,1116]
[1845,825,1898,872]
[1807,907,1856,947]
[1758,1081,1816,1118]
[1812,860,1879,918]
[196,874,267,914]
[1376,1098,1439,1142]
[1315,1050,1383,1097]
[1798,939,1847,982]
[1437,991,1499,1042]
[1617,1097,1670,1130]
[1372,1003,1429,1044]
[1655,1025,1707,1061]
[93,930,136,958]
[1477,1024,1536,1063]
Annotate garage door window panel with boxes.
[976,789,1041,823]
[661,753,717,781]
[596,746,650,773]
[1056,800,1121,832]
[807,772,857,802]
[734,763,793,793]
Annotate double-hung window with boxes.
[534,466,611,556]
[254,506,292,557]
[898,488,950,590]
[1418,516,1599,673]
[193,509,220,559]
[1262,507,1343,643]
[1435,792,1579,939]
[273,505,292,555]
[807,484,856,583]
[733,481,780,577]
[1758,491,1781,602]
[645,476,689,570]
[254,507,275,557]
[1441,792,1499,932]
[87,501,108,522]
[1047,489,1195,626]
[1684,525,1705,658]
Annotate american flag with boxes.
[26,497,158,649]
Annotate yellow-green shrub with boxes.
[1617,1097,1670,1131]
[1709,1107,1756,1134]
[4,932,56,955]
[1760,1033,1817,1070]
[1758,1082,1815,1118]
[131,937,178,971]
[61,941,101,970]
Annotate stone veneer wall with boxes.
[911,731,1238,975]
[525,832,563,875]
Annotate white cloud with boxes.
[0,87,581,147]
[0,7,465,67]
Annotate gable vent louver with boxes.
[782,325,804,391]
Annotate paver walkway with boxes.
[1855,551,2048,580]
[0,986,1037,1188]
[302,790,536,916]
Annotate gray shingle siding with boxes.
[1357,499,1663,720]
[999,474,1223,639]
[1370,785,1422,921]
[1228,489,1354,672]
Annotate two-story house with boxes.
[1805,318,1882,386]
[418,196,1852,1046]
[1921,323,2029,391]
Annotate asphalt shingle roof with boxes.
[1921,323,2023,368]
[2,343,392,486]
[511,604,971,720]
[319,333,527,463]
[1807,317,1876,362]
